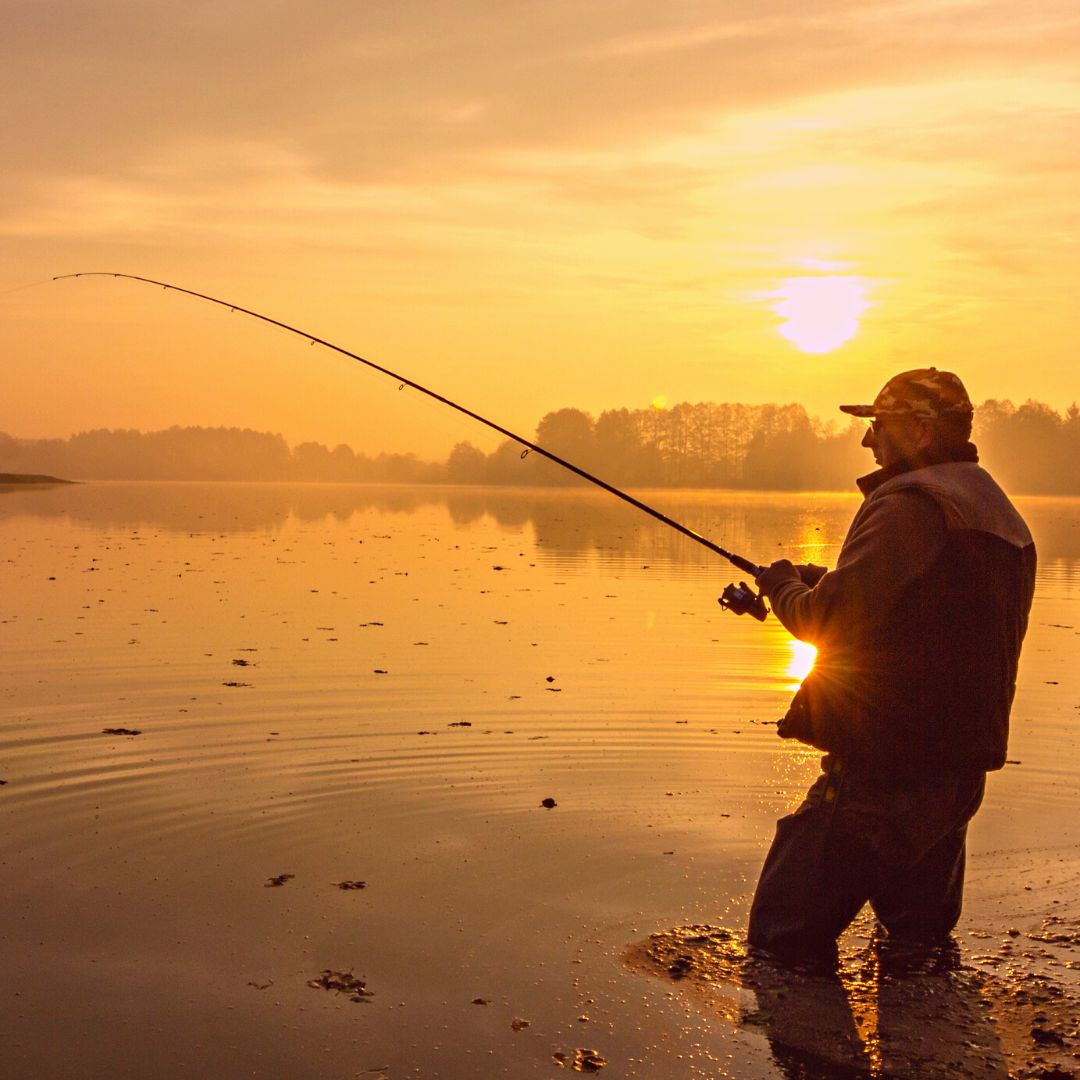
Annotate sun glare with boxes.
[772,275,870,354]
[786,640,818,684]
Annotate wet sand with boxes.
[1,482,1078,1079]
[629,911,1080,1078]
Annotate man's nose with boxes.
[861,426,875,449]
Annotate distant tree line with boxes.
[1,397,1077,493]
[973,399,1080,495]
[0,427,440,483]
[448,398,1080,494]
[447,403,866,490]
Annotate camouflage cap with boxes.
[839,368,973,420]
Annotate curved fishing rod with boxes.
[54,272,763,582]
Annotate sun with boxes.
[771,275,871,354]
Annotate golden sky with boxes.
[2,0,1079,458]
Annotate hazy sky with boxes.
[2,0,1078,458]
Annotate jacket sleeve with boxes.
[766,488,948,645]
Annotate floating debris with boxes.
[510,1017,530,1031]
[333,880,367,891]
[553,1048,607,1072]
[307,970,373,1002]
[541,797,557,809]
[449,720,472,727]
[222,681,251,688]
[248,980,273,990]
[102,727,141,736]
[231,658,254,667]
[264,873,295,888]
[472,997,490,1006]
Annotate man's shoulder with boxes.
[875,464,1031,546]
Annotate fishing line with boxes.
[53,272,762,576]
[1,277,61,297]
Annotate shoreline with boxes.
[0,472,75,486]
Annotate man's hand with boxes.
[795,563,828,588]
[755,559,801,598]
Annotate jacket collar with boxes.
[857,441,981,495]
[856,459,918,496]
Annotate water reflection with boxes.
[2,481,1079,576]
[3,479,1078,1079]
[745,941,1013,1080]
[639,925,1022,1079]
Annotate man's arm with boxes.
[794,563,828,588]
[756,489,948,644]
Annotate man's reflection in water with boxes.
[740,934,1010,1079]
[638,925,1012,1080]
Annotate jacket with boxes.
[769,461,1036,776]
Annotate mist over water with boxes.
[2,482,1078,1079]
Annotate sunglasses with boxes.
[869,415,916,434]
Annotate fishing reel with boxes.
[718,581,769,621]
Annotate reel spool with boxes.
[718,581,769,621]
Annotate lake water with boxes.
[1,482,1078,1079]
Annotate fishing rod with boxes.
[54,272,769,618]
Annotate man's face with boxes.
[861,415,921,468]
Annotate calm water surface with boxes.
[1,482,1078,1079]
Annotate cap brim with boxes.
[838,404,875,417]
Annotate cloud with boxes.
[5,0,1079,203]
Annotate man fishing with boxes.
[747,368,1036,969]
[49,280,1036,974]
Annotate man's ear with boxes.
[914,417,936,451]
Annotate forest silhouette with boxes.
[1,397,1077,494]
